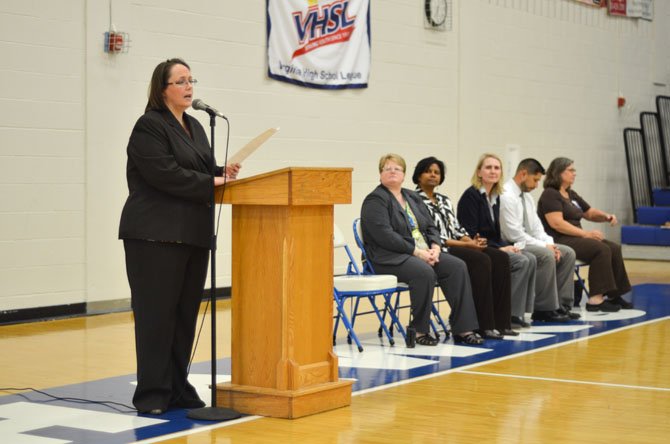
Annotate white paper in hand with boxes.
[228,127,279,164]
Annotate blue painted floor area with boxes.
[1,284,669,444]
[339,283,670,391]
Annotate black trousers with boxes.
[373,253,479,336]
[123,239,209,412]
[554,236,631,298]
[449,246,512,331]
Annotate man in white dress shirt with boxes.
[500,158,579,323]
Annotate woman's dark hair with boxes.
[412,156,445,185]
[145,58,190,112]
[544,157,574,190]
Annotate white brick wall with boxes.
[0,0,668,312]
[459,0,667,234]
[0,0,85,311]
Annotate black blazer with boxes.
[456,186,508,248]
[360,184,441,266]
[119,109,221,249]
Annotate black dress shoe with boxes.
[171,398,206,409]
[531,310,569,323]
[556,306,581,320]
[585,300,620,312]
[478,329,504,339]
[608,296,634,309]
[500,328,519,336]
[511,316,531,328]
[139,408,165,415]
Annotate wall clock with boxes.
[424,0,448,28]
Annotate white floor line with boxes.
[139,315,669,442]
[458,370,670,392]
[352,315,669,397]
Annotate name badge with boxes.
[571,199,583,211]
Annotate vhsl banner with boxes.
[267,0,371,89]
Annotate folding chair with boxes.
[573,259,589,307]
[352,218,450,340]
[333,225,404,351]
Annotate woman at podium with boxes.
[119,58,240,414]
[360,154,483,346]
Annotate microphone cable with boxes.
[0,387,137,414]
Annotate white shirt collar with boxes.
[478,185,498,201]
[505,179,523,197]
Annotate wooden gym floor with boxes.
[0,259,668,443]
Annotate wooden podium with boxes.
[214,167,354,418]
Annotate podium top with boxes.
[216,167,352,206]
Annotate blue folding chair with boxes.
[333,225,404,351]
[352,218,450,341]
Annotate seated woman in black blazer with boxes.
[456,154,567,324]
[360,153,483,345]
[412,156,517,337]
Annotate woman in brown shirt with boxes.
[537,157,632,312]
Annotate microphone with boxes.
[192,99,227,120]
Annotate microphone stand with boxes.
[187,112,240,421]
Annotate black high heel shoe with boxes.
[139,408,165,415]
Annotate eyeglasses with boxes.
[382,166,404,173]
[166,79,198,87]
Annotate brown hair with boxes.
[544,157,574,190]
[145,58,190,112]
[470,153,504,196]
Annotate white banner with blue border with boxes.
[267,0,370,89]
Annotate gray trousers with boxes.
[555,244,577,308]
[523,244,574,312]
[374,253,479,335]
[507,251,536,318]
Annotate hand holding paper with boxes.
[225,163,241,179]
